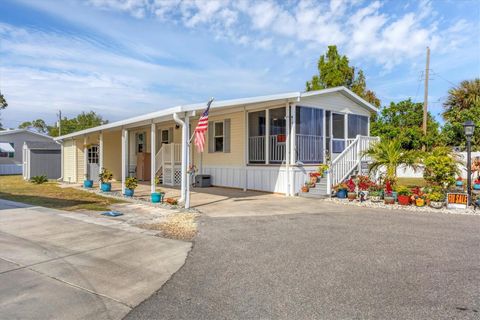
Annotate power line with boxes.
[430,69,457,87]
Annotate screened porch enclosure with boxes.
[247,105,369,165]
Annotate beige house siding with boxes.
[299,92,372,117]
[191,111,245,168]
[75,140,85,183]
[103,130,122,181]
[62,139,76,183]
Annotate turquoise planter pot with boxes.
[151,192,164,203]
[124,189,134,197]
[337,189,347,198]
[473,183,480,190]
[392,191,398,202]
[83,180,93,188]
[100,182,111,192]
[456,181,463,187]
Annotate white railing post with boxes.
[265,108,270,165]
[121,128,128,195]
[150,122,156,194]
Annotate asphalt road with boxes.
[126,205,480,320]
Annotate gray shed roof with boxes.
[24,141,61,150]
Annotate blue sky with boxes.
[0,0,479,128]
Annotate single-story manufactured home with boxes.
[55,86,379,205]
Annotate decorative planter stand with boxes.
[429,201,444,209]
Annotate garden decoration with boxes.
[317,164,329,178]
[384,180,395,204]
[473,177,480,190]
[359,191,366,202]
[309,172,321,183]
[124,177,138,197]
[335,183,348,198]
[456,176,464,187]
[396,186,411,206]
[99,168,113,192]
[301,181,310,193]
[151,176,165,203]
[83,174,94,188]
[347,178,357,201]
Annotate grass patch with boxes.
[396,177,427,187]
[0,175,124,211]
[138,213,199,241]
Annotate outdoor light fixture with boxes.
[463,120,475,205]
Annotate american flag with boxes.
[194,98,213,152]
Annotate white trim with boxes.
[121,128,128,195]
[285,102,291,196]
[265,108,270,165]
[83,136,87,181]
[99,132,104,178]
[0,129,53,139]
[151,122,156,194]
[54,87,376,141]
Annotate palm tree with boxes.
[363,139,420,183]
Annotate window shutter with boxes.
[208,121,214,153]
[168,127,173,143]
[224,119,231,153]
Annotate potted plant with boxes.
[358,176,373,199]
[473,177,480,190]
[317,164,329,178]
[99,168,113,192]
[456,176,463,187]
[384,180,395,204]
[475,194,480,207]
[83,174,94,188]
[428,192,445,209]
[124,177,138,197]
[301,181,310,193]
[335,183,348,198]
[347,178,357,201]
[309,172,320,183]
[151,176,165,203]
[369,185,382,202]
[396,186,412,206]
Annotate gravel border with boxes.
[326,197,479,216]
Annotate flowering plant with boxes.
[474,177,480,184]
[334,182,348,192]
[346,178,356,192]
[357,175,375,191]
[384,180,393,195]
[456,176,463,181]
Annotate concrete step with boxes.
[298,192,330,199]
[309,188,328,195]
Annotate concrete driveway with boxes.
[127,200,480,319]
[0,199,191,320]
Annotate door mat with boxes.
[101,211,123,217]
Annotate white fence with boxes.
[0,164,22,175]
[296,134,323,163]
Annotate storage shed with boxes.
[22,141,61,180]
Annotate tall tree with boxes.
[306,45,380,107]
[18,119,48,133]
[370,99,442,151]
[441,79,480,150]
[48,111,108,137]
[0,91,8,130]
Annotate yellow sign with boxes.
[447,193,468,209]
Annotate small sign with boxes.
[447,193,468,209]
[360,161,369,175]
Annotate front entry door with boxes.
[87,145,99,180]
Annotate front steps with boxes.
[299,179,330,198]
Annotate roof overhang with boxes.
[0,142,14,153]
[55,86,377,141]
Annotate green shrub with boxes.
[423,147,460,189]
[30,175,48,184]
[396,186,412,196]
[428,192,445,202]
[125,177,138,190]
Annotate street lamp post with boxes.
[463,120,475,205]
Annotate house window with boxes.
[348,115,369,138]
[0,143,14,158]
[136,132,145,153]
[214,121,224,152]
[248,110,266,163]
[296,106,324,163]
[269,107,286,163]
[161,130,169,144]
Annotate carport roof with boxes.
[55,86,378,141]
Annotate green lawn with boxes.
[0,175,124,211]
[396,177,427,187]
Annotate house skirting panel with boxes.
[201,165,318,195]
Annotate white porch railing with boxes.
[327,135,380,194]
[248,136,265,162]
[155,143,182,185]
[296,134,323,163]
[270,135,286,163]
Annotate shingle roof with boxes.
[24,141,61,150]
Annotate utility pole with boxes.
[57,110,62,136]
[422,46,430,135]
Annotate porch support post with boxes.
[121,128,128,195]
[265,108,270,165]
[322,110,326,163]
[243,106,248,192]
[150,122,156,194]
[83,136,87,181]
[99,131,104,172]
[289,104,296,195]
[285,102,291,196]
[173,112,190,207]
[344,113,348,148]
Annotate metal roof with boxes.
[0,129,53,139]
[24,141,61,150]
[0,142,15,153]
[55,86,378,141]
